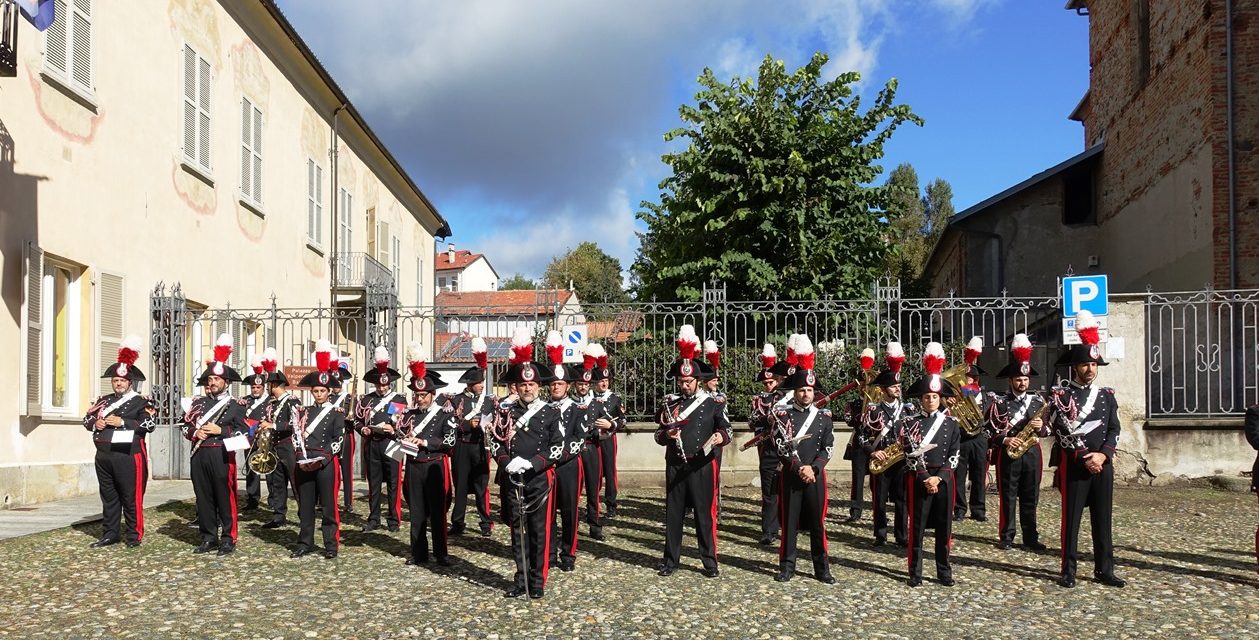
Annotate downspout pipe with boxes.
[329,103,347,337]
[1226,0,1237,289]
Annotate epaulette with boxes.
[772,407,790,417]
[819,408,832,416]
[441,404,455,414]
[712,395,727,404]
[1102,387,1116,395]
[664,393,680,401]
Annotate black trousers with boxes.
[338,431,356,510]
[662,455,719,571]
[500,468,555,591]
[1058,454,1115,579]
[907,469,954,581]
[406,457,451,561]
[848,441,868,518]
[265,439,295,521]
[95,443,148,543]
[550,457,582,564]
[243,456,260,505]
[954,435,989,518]
[580,442,604,534]
[191,446,238,544]
[757,444,781,539]
[295,458,340,551]
[995,443,1043,545]
[450,439,493,530]
[778,468,831,577]
[871,462,907,544]
[598,435,619,509]
[364,438,403,528]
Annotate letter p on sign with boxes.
[1062,275,1108,317]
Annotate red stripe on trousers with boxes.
[611,435,619,493]
[947,469,956,549]
[344,434,354,508]
[441,457,451,548]
[483,456,493,529]
[906,472,914,572]
[778,468,786,561]
[226,456,239,543]
[573,458,583,557]
[710,458,719,561]
[541,468,556,587]
[1254,493,1258,575]
[333,457,342,546]
[394,461,404,523]
[1059,450,1067,575]
[820,470,829,554]
[134,440,147,541]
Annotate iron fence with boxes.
[1146,288,1259,417]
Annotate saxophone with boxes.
[942,362,986,436]
[868,441,904,475]
[1004,393,1053,459]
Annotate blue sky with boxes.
[281,1,1089,280]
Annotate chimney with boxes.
[447,244,456,264]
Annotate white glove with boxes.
[506,456,531,475]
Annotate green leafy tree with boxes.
[499,273,536,290]
[882,165,955,297]
[541,241,629,303]
[633,52,922,301]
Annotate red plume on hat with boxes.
[582,343,599,370]
[785,334,800,367]
[922,342,947,376]
[796,335,815,370]
[1011,333,1033,364]
[262,347,278,373]
[509,328,533,366]
[213,333,233,364]
[249,355,264,375]
[1076,310,1100,346]
[964,336,983,365]
[118,336,141,367]
[406,341,426,380]
[545,330,564,366]
[760,343,777,369]
[373,346,391,375]
[471,336,488,369]
[314,339,335,373]
[704,340,720,370]
[676,325,699,360]
[859,347,876,371]
[885,341,905,373]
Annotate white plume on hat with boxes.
[374,345,391,365]
[762,343,777,359]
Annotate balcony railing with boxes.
[333,252,394,292]
[1,1,18,78]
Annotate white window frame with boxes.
[43,0,94,101]
[182,43,213,179]
[239,96,264,212]
[40,257,83,416]
[306,159,324,251]
[416,257,423,305]
[391,235,401,290]
[338,188,353,281]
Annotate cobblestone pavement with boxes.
[0,484,1255,639]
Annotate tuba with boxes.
[941,363,985,436]
[248,428,278,474]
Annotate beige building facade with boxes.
[0,0,448,507]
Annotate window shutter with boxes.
[183,46,197,163]
[251,106,263,204]
[307,160,315,239]
[378,221,390,268]
[197,56,211,171]
[96,271,124,396]
[23,244,44,417]
[392,236,400,279]
[45,0,69,77]
[70,0,92,91]
[240,98,252,199]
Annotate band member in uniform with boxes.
[580,343,624,539]
[865,342,911,547]
[770,335,836,584]
[1052,311,1125,588]
[329,360,355,513]
[448,337,495,538]
[986,334,1049,551]
[953,337,989,522]
[586,344,625,519]
[900,342,962,587]
[355,346,405,533]
[259,349,298,529]
[700,340,726,521]
[655,325,733,578]
[1245,403,1259,575]
[83,336,155,548]
[398,345,457,566]
[543,330,590,573]
[291,340,347,559]
[183,333,248,555]
[239,355,269,512]
[748,342,786,546]
[489,329,564,599]
[841,348,878,524]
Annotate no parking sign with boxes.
[562,324,587,363]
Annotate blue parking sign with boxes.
[1062,275,1108,317]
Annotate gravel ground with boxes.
[0,484,1255,639]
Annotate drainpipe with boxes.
[329,104,346,338]
[1226,0,1238,289]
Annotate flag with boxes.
[17,0,55,32]
[387,401,407,415]
[244,418,259,436]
